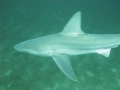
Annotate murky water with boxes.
[0,0,120,90]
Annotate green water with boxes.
[0,0,120,90]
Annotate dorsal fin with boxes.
[61,11,85,36]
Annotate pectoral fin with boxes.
[52,55,77,81]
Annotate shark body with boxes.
[14,11,120,81]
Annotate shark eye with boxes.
[24,49,27,52]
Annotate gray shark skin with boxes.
[14,11,120,81]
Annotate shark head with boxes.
[14,37,54,56]
[14,41,41,56]
[14,41,34,55]
[14,42,27,52]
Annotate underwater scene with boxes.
[0,0,120,90]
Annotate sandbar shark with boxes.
[14,11,120,81]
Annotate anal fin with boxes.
[96,48,111,58]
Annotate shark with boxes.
[14,11,120,81]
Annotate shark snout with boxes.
[14,43,24,52]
